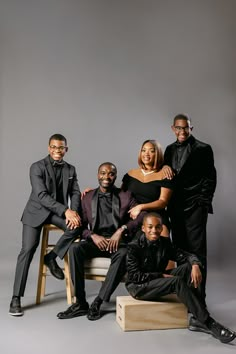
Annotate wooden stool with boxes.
[36,224,73,305]
[116,295,188,331]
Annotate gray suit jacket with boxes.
[21,155,81,227]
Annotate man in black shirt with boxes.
[126,213,235,344]
[164,114,217,305]
[57,162,145,321]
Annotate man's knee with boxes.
[69,241,82,257]
[115,247,127,259]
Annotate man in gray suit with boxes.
[9,134,81,316]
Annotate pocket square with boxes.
[69,177,73,180]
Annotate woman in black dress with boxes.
[122,139,173,236]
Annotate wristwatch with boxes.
[121,225,128,232]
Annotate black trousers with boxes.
[13,214,80,297]
[69,239,127,303]
[169,205,208,303]
[126,263,209,324]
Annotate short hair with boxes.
[138,140,164,171]
[49,134,67,145]
[143,212,163,224]
[98,162,117,174]
[173,114,192,126]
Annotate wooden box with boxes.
[116,295,188,331]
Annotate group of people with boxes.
[9,114,235,344]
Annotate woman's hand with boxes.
[128,204,143,219]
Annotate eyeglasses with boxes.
[174,126,191,132]
[49,145,67,151]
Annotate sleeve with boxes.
[121,173,129,191]
[167,239,202,267]
[200,145,217,205]
[161,178,175,190]
[69,167,81,213]
[126,244,163,284]
[80,196,92,240]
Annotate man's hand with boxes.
[128,204,143,220]
[106,228,123,253]
[161,165,175,180]
[65,209,81,229]
[81,187,93,199]
[162,274,174,278]
[91,234,110,251]
[191,264,202,288]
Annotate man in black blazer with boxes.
[9,134,81,316]
[164,114,217,306]
[57,162,145,321]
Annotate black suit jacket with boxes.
[164,135,216,213]
[21,155,81,227]
[81,187,144,240]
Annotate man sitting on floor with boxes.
[126,212,235,344]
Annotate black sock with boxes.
[205,316,214,328]
[45,250,57,261]
[93,296,103,306]
[12,296,20,300]
[76,298,87,306]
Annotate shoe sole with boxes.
[87,313,101,321]
[189,325,211,334]
[9,311,24,317]
[211,332,236,344]
[45,267,65,280]
[58,310,88,319]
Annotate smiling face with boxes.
[142,215,163,242]
[171,118,193,144]
[140,142,156,169]
[48,139,68,161]
[97,163,117,192]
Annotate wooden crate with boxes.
[116,295,188,331]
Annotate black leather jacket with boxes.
[126,233,201,287]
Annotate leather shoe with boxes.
[208,320,236,344]
[57,302,89,319]
[9,297,23,317]
[87,301,101,321]
[44,257,64,280]
[189,316,211,334]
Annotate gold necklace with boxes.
[141,169,155,176]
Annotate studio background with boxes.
[0,1,235,353]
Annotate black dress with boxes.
[122,173,174,229]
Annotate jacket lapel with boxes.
[112,187,120,229]
[62,163,69,202]
[178,136,197,174]
[45,156,56,196]
[91,188,99,230]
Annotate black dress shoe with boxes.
[208,320,236,344]
[9,297,23,317]
[189,316,211,334]
[87,301,102,321]
[57,302,89,319]
[44,257,64,280]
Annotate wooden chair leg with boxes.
[64,253,73,305]
[36,227,49,304]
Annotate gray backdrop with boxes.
[0,0,235,274]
